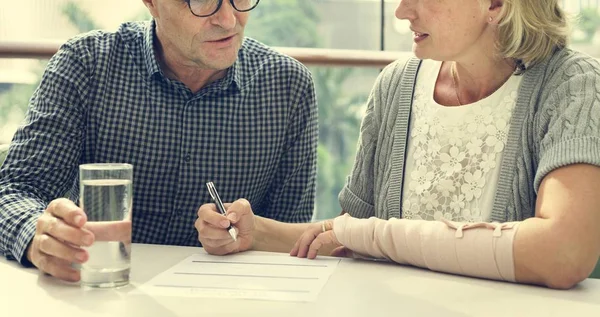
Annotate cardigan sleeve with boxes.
[534,54,600,191]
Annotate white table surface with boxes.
[1,243,599,317]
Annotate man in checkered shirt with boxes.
[0,0,317,282]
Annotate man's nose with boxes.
[210,0,237,30]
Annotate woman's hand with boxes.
[290,219,352,259]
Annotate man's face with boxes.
[149,0,250,70]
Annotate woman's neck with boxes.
[447,56,517,106]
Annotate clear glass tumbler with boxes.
[79,163,133,288]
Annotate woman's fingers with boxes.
[307,231,340,259]
[330,246,353,258]
[293,224,322,258]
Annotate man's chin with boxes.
[205,57,237,71]
[206,50,240,70]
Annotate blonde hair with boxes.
[495,0,570,69]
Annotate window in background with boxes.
[0,0,148,144]
[0,0,383,220]
[3,1,599,220]
[564,1,600,57]
[244,0,381,219]
[0,59,47,144]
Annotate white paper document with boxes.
[138,251,341,302]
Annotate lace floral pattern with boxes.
[402,74,519,222]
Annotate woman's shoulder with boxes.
[370,55,421,99]
[379,55,421,81]
[526,48,600,108]
[549,48,599,66]
[541,48,600,81]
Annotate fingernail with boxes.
[220,220,230,228]
[227,212,238,222]
[83,235,93,246]
[75,252,86,262]
[74,215,83,226]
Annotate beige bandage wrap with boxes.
[333,214,520,282]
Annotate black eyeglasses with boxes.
[185,0,260,18]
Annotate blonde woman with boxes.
[196,0,600,289]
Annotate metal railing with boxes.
[0,40,406,68]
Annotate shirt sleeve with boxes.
[260,65,318,223]
[0,41,91,265]
[534,55,600,191]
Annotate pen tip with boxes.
[229,228,238,242]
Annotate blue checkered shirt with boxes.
[0,21,318,265]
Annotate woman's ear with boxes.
[488,0,504,21]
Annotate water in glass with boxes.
[80,179,132,288]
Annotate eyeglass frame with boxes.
[184,0,261,18]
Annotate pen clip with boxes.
[206,181,227,215]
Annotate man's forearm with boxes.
[251,216,311,253]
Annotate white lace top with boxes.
[401,60,522,222]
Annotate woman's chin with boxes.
[412,47,430,60]
[412,46,447,62]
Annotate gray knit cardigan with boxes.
[339,48,600,222]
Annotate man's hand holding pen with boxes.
[195,198,255,255]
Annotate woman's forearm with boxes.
[334,215,520,282]
[514,165,600,289]
[514,217,599,289]
[252,216,311,253]
[333,214,598,289]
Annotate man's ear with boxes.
[141,0,159,18]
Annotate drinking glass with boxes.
[79,163,133,288]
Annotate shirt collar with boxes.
[142,20,162,79]
[214,55,243,92]
[142,20,244,92]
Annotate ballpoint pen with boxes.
[206,181,238,242]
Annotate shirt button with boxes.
[184,154,191,162]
